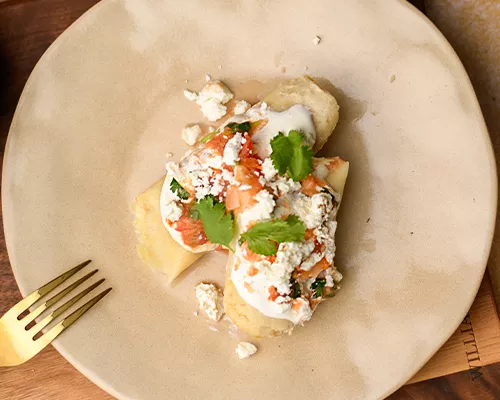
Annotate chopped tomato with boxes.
[239,157,261,171]
[294,256,331,280]
[240,242,274,263]
[225,185,240,211]
[205,132,230,155]
[307,257,331,279]
[304,229,316,241]
[175,206,208,248]
[292,300,304,312]
[268,286,279,301]
[248,265,259,276]
[225,165,264,213]
[301,175,327,196]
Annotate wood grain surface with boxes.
[0,0,499,399]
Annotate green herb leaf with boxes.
[290,279,301,299]
[270,133,293,175]
[239,215,306,256]
[170,178,190,200]
[194,195,234,250]
[227,121,251,133]
[189,208,199,220]
[269,130,313,181]
[311,278,326,299]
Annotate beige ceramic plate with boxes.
[2,0,497,399]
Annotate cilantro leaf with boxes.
[270,133,293,175]
[239,215,306,256]
[170,178,190,200]
[290,279,301,299]
[194,195,234,250]
[189,208,199,220]
[227,121,251,133]
[269,130,313,181]
[311,278,326,299]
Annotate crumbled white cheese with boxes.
[325,274,334,287]
[165,161,182,180]
[163,201,183,222]
[239,190,275,230]
[205,74,211,81]
[184,81,234,121]
[181,125,202,146]
[292,298,313,324]
[300,251,323,271]
[313,162,329,180]
[189,165,214,200]
[166,152,173,159]
[209,173,225,197]
[314,220,337,263]
[269,176,301,195]
[313,36,321,45]
[234,100,251,115]
[223,132,243,166]
[200,99,228,122]
[183,90,198,101]
[235,342,257,359]
[256,241,315,295]
[332,269,343,282]
[239,184,252,191]
[294,192,333,229]
[262,158,278,181]
[195,283,224,321]
[222,168,236,185]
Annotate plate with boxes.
[3,0,497,398]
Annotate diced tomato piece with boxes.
[205,133,230,155]
[268,286,279,301]
[225,185,241,211]
[294,256,331,280]
[301,175,327,196]
[304,229,316,241]
[248,265,259,276]
[175,206,208,248]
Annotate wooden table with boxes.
[0,0,499,399]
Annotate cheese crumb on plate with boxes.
[235,342,257,359]
[181,125,202,146]
[184,81,234,121]
[195,283,224,321]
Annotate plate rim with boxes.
[2,0,497,398]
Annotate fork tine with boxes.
[33,288,112,347]
[14,260,92,316]
[30,278,106,334]
[22,269,99,326]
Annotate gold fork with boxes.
[0,260,111,367]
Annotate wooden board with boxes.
[410,273,500,383]
[1,0,500,399]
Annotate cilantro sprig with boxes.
[194,195,234,250]
[170,178,190,200]
[227,121,250,133]
[239,215,306,256]
[311,278,326,299]
[270,130,313,181]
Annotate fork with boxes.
[0,260,111,367]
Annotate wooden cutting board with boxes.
[409,273,500,383]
